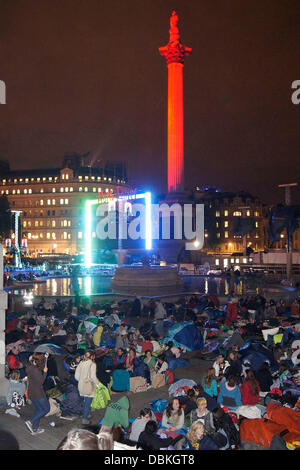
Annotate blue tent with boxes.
[162,321,204,351]
[238,342,279,372]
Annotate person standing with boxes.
[75,351,99,425]
[25,352,50,435]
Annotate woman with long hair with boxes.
[75,351,99,425]
[201,368,218,399]
[161,397,184,431]
[25,352,50,435]
[57,429,112,450]
[240,369,260,405]
[186,421,218,450]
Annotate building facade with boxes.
[193,188,267,262]
[0,154,130,256]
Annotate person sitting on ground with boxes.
[193,384,218,412]
[201,368,218,399]
[114,329,129,351]
[178,388,198,419]
[153,355,169,375]
[240,369,260,406]
[224,351,243,384]
[256,361,274,394]
[212,406,240,450]
[161,398,185,431]
[143,350,156,375]
[137,420,184,451]
[129,407,153,443]
[125,347,136,372]
[186,421,218,450]
[217,375,242,409]
[213,354,230,383]
[7,346,26,378]
[113,348,127,368]
[6,370,26,408]
[189,397,215,434]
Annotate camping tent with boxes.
[161,321,204,351]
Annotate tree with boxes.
[203,205,221,251]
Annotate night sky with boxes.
[0,0,299,205]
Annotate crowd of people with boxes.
[3,289,300,450]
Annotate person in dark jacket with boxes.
[212,406,240,449]
[137,420,184,450]
[59,383,83,419]
[256,361,274,393]
[25,352,50,435]
[224,351,243,384]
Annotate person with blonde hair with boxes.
[186,421,218,450]
[189,397,215,433]
[75,351,99,425]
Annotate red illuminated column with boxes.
[159,11,191,193]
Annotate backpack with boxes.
[165,368,174,385]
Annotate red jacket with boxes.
[226,302,238,324]
[7,354,22,370]
[240,380,260,405]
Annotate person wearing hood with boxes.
[115,330,129,351]
[101,396,130,429]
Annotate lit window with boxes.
[105,188,109,193]
[215,259,220,266]
[42,177,46,181]
[5,190,9,194]
[85,176,89,180]
[12,190,16,194]
[65,199,69,205]
[28,189,32,194]
[47,200,51,205]
[78,176,82,180]
[62,174,65,180]
[52,188,56,193]
[97,177,101,181]
[217,233,220,238]
[254,211,259,217]
[40,233,43,238]
[70,187,73,192]
[37,178,40,182]
[52,232,56,239]
[65,174,69,180]
[255,221,259,228]
[23,221,27,228]
[24,189,27,194]
[17,189,20,194]
[40,200,44,206]
[35,221,39,227]
[84,187,88,192]
[79,187,83,192]
[236,259,239,263]
[78,231,82,239]
[25,178,29,183]
[60,199,64,205]
[224,231,229,238]
[49,177,52,181]
[215,211,220,217]
[216,222,219,228]
[246,210,251,216]
[68,220,71,227]
[231,258,235,263]
[60,187,64,192]
[52,220,56,227]
[63,232,67,240]
[233,211,242,216]
[52,199,55,205]
[98,187,101,192]
[40,188,44,193]
[68,233,71,240]
[63,220,67,227]
[65,187,69,192]
[93,187,97,192]
[28,233,32,239]
[224,221,228,228]
[39,221,43,227]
